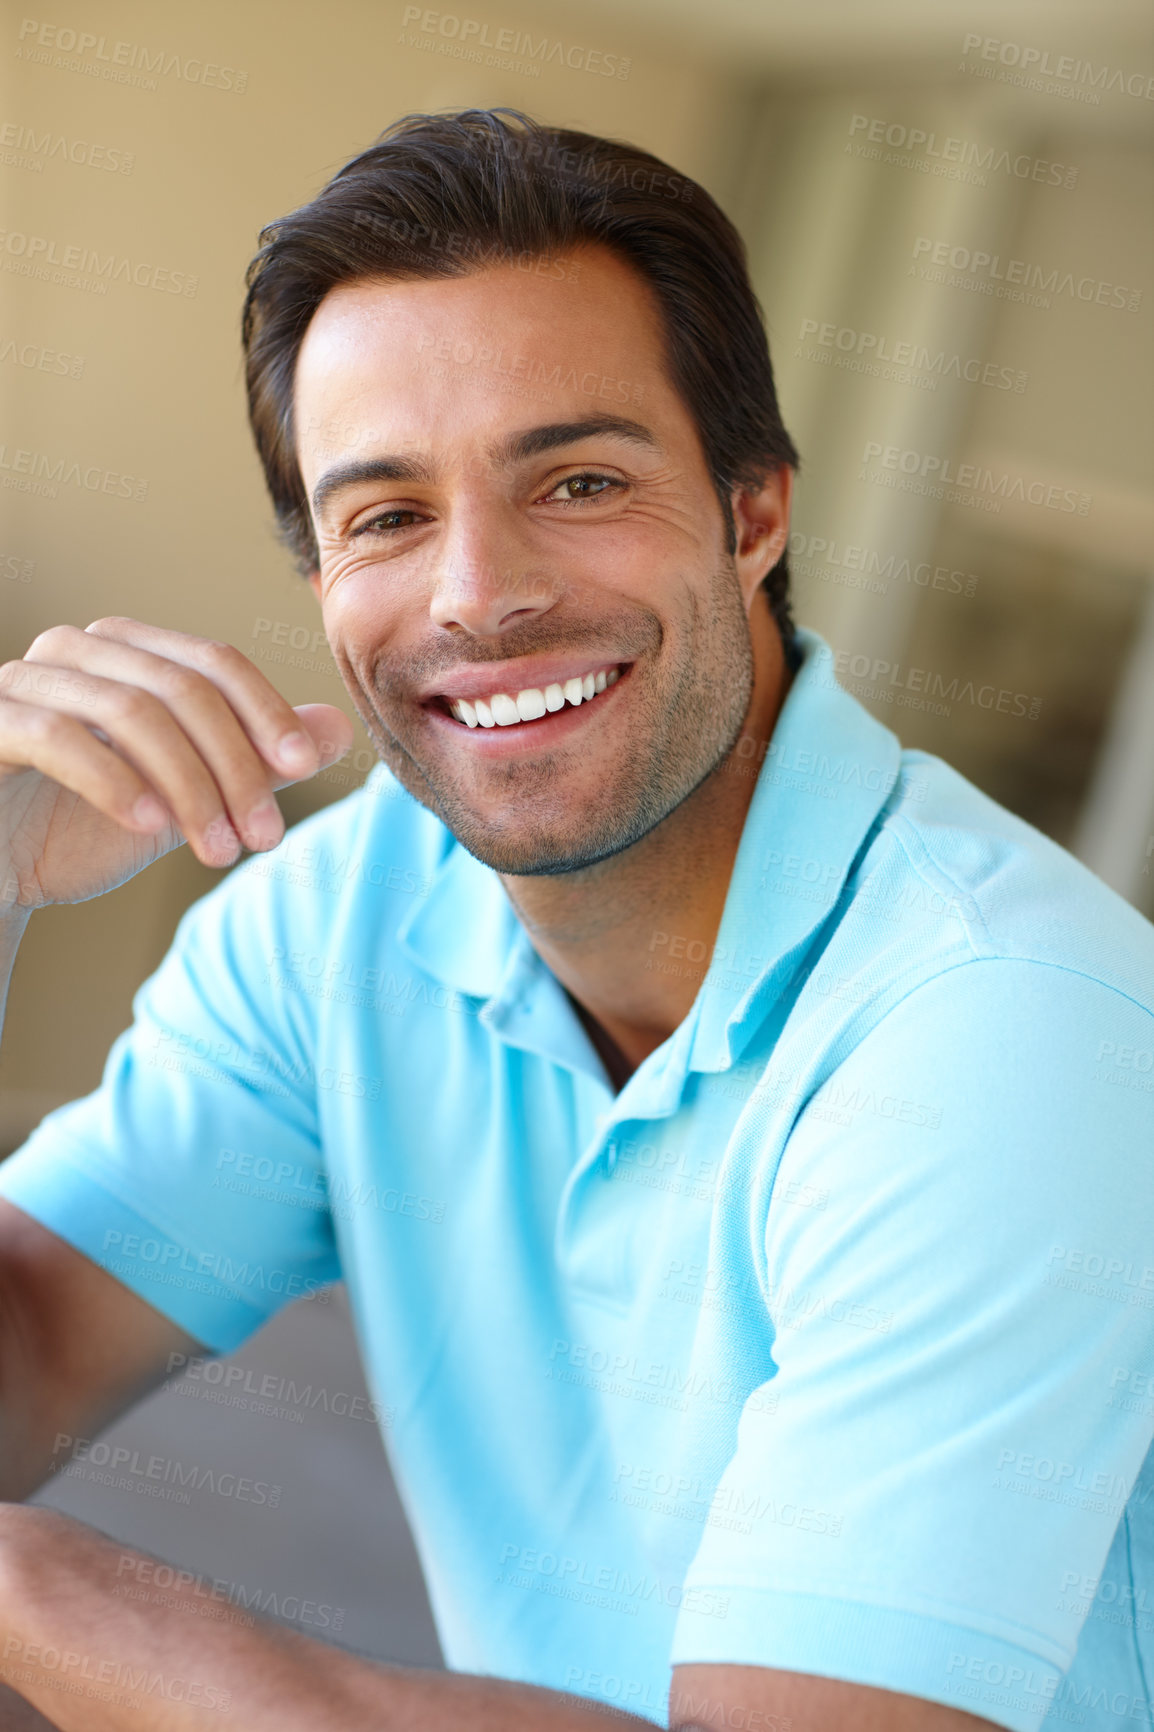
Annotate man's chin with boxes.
[444,813,646,879]
[394,748,662,877]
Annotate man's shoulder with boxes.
[853,746,1154,1016]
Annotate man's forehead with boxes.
[296,248,662,376]
[293,251,671,467]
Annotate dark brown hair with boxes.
[242,108,801,659]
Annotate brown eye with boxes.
[547,473,623,502]
[352,508,423,537]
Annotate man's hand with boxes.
[0,616,354,911]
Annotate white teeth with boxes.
[516,688,547,722]
[447,665,622,728]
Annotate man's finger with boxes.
[23,620,319,778]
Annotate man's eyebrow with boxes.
[311,454,432,520]
[310,416,660,521]
[494,415,662,465]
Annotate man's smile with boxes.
[442,661,624,728]
[423,659,633,746]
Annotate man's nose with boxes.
[428,508,561,635]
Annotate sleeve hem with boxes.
[670,1584,1070,1732]
[0,1146,277,1353]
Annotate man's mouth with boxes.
[439,662,624,729]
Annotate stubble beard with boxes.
[336,562,756,877]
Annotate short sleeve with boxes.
[670,959,1154,1730]
[0,860,340,1351]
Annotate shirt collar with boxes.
[395,844,611,1084]
[686,628,901,1072]
[395,629,901,1075]
[396,833,522,1000]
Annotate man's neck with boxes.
[498,603,793,1090]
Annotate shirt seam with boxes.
[778,950,1154,1163]
[885,809,1154,1020]
[836,950,1154,1045]
[878,811,990,962]
[876,810,984,962]
[676,1578,1070,1667]
[14,1142,279,1322]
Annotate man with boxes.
[0,107,1150,1732]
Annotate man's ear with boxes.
[730,464,793,613]
[306,569,322,603]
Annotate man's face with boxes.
[295,245,783,876]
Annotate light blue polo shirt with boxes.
[2,627,1153,1731]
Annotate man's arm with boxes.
[669,1665,1001,1731]
[0,1200,202,1500]
[0,1506,658,1731]
[0,910,199,1499]
[0,1509,1002,1732]
[0,617,354,1493]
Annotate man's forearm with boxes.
[0,1507,662,1731]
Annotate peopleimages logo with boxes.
[1,1639,231,1714]
[911,237,1142,313]
[51,1433,282,1508]
[0,119,134,174]
[960,33,1154,103]
[0,228,197,296]
[15,19,248,92]
[398,7,630,78]
[797,318,1027,393]
[0,443,147,502]
[847,114,1078,188]
[0,338,84,379]
[789,532,979,599]
[833,648,1042,723]
[497,1543,729,1619]
[860,441,1091,518]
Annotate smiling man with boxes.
[0,109,1151,1732]
[292,245,797,1089]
